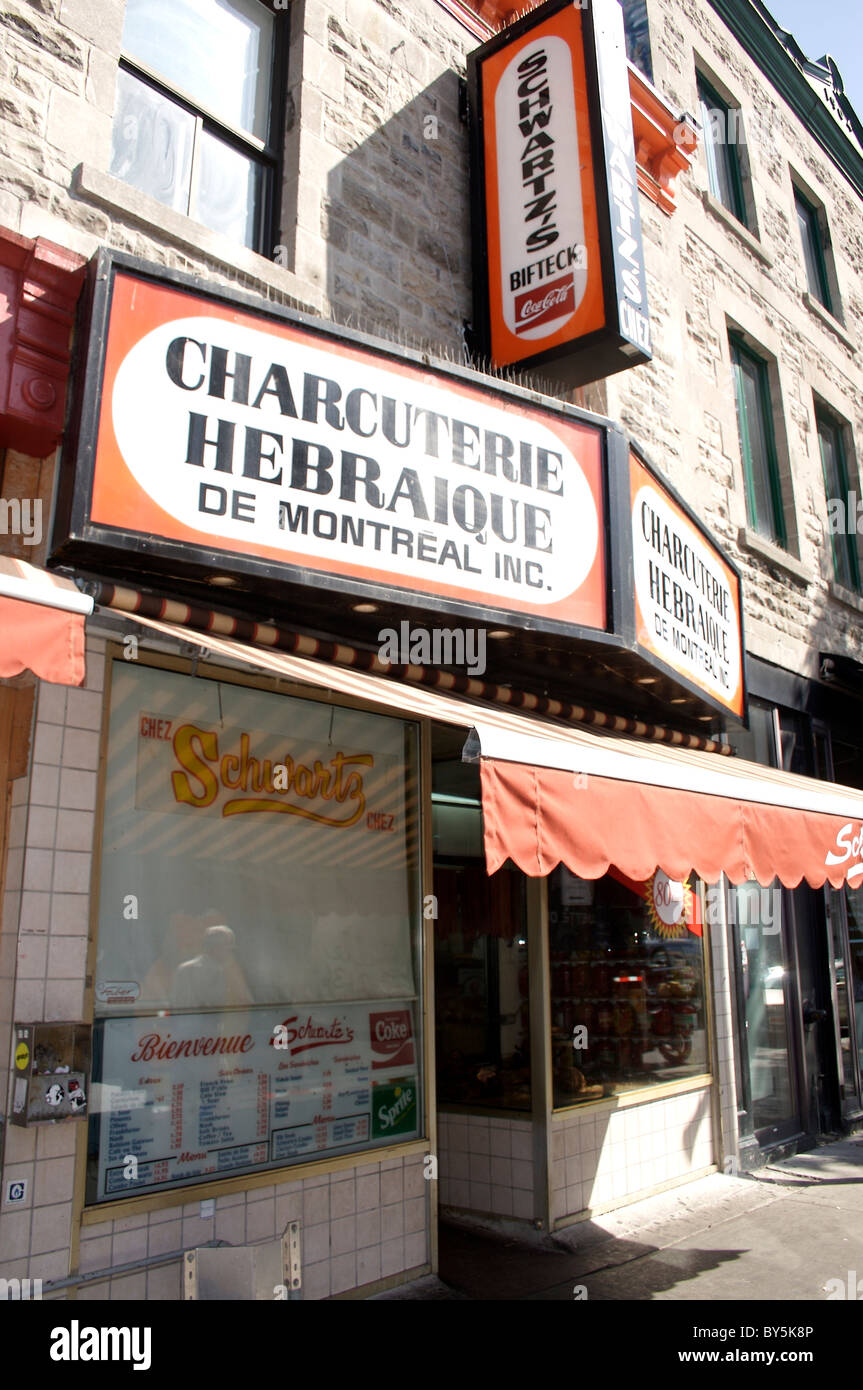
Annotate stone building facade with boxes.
[1,0,862,1299]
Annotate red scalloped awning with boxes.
[0,559,90,685]
[473,726,863,891]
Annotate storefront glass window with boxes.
[432,765,531,1114]
[843,886,863,1089]
[548,868,709,1109]
[86,658,422,1203]
[731,881,795,1133]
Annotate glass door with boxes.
[731,881,801,1143]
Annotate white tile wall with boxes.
[438,1113,536,1221]
[0,635,432,1299]
[549,1086,714,1223]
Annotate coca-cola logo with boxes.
[370,1009,414,1070]
[515,273,575,333]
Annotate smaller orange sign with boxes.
[630,451,744,718]
[479,3,605,368]
[468,0,652,379]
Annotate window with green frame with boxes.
[729,335,786,547]
[817,406,860,592]
[697,74,747,226]
[794,188,833,312]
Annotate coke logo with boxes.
[375,1019,408,1041]
[514,272,575,335]
[369,1009,414,1069]
[518,286,570,319]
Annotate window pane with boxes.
[433,864,530,1112]
[845,886,863,1095]
[698,81,745,224]
[110,68,194,214]
[548,868,709,1107]
[795,193,830,310]
[122,0,273,139]
[193,129,262,249]
[725,699,776,766]
[732,882,795,1132]
[733,347,781,545]
[621,0,653,83]
[819,414,858,591]
[86,662,422,1202]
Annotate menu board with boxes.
[93,1001,419,1200]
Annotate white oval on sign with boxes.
[494,36,587,340]
[110,316,600,609]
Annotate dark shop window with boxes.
[549,867,709,1109]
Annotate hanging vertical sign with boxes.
[467,0,651,384]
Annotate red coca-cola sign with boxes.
[514,273,575,334]
[370,1009,414,1070]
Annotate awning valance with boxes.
[0,558,91,685]
[468,724,863,890]
[100,607,863,892]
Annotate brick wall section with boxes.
[287,0,472,352]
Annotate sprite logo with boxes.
[371,1078,418,1139]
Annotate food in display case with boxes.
[548,869,708,1107]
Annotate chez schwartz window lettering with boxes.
[86,659,423,1203]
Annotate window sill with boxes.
[802,291,856,351]
[74,163,323,316]
[700,189,772,266]
[737,526,809,584]
[829,580,863,613]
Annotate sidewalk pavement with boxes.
[372,1135,863,1300]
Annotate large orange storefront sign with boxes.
[51,251,744,720]
[467,0,652,381]
[53,257,607,637]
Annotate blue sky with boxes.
[764,0,863,124]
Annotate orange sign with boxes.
[630,451,744,718]
[479,3,604,367]
[468,0,652,379]
[79,269,607,632]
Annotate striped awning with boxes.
[98,598,863,891]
